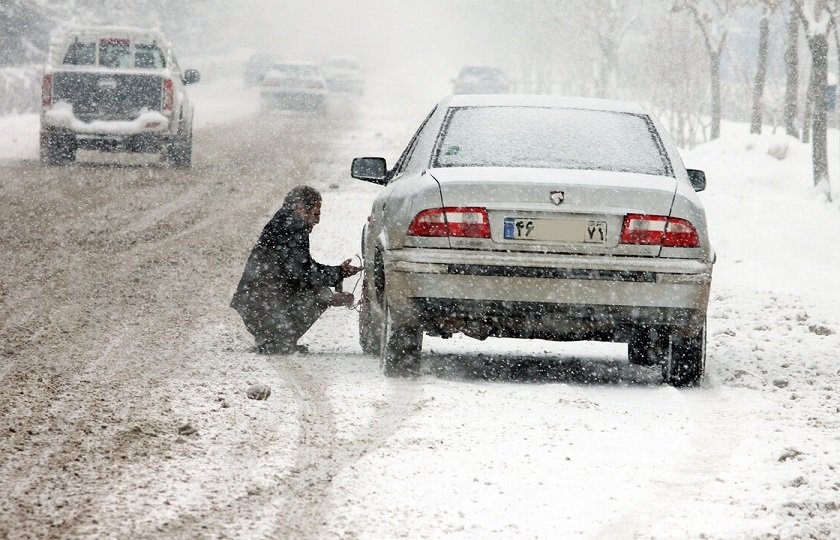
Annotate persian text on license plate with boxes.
[503,217,607,243]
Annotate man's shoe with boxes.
[256,340,290,355]
[256,341,308,355]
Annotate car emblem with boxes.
[550,191,565,205]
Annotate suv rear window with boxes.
[61,39,166,68]
[63,42,96,65]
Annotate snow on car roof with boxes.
[51,26,169,45]
[443,94,649,114]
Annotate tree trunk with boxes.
[750,13,770,134]
[810,33,829,191]
[710,50,722,140]
[784,7,800,138]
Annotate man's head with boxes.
[283,185,322,231]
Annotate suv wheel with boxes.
[165,125,192,168]
[41,132,76,166]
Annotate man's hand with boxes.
[340,258,362,278]
[330,291,355,308]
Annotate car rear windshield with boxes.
[271,64,320,77]
[434,106,671,176]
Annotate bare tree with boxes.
[750,1,778,133]
[672,0,746,140]
[580,0,642,98]
[784,1,801,137]
[794,0,834,197]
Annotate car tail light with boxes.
[407,207,491,238]
[41,74,52,107]
[162,78,174,111]
[620,214,700,248]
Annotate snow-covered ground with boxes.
[1,77,839,538]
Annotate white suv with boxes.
[40,26,200,167]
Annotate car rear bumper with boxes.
[42,108,170,135]
[41,128,171,153]
[382,248,712,338]
[260,89,326,99]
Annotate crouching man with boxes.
[231,185,361,354]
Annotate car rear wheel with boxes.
[358,279,381,355]
[379,299,422,377]
[628,327,669,366]
[662,323,706,387]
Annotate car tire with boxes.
[662,323,706,387]
[165,124,192,169]
[628,327,668,366]
[41,131,76,166]
[379,299,422,377]
[358,280,382,355]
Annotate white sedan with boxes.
[351,94,714,386]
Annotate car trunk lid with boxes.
[429,167,678,257]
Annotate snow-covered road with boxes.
[0,81,838,539]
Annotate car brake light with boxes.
[41,74,52,107]
[407,207,491,238]
[162,78,174,111]
[620,214,700,248]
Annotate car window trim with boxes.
[389,105,438,181]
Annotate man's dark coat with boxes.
[230,207,342,341]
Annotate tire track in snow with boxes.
[269,358,421,539]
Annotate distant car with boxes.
[40,26,200,167]
[453,65,510,94]
[321,56,365,95]
[351,94,714,387]
[244,53,281,87]
[259,62,327,114]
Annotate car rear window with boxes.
[271,64,320,77]
[434,106,671,176]
[62,39,166,68]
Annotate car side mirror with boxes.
[351,157,387,185]
[183,69,201,85]
[687,169,706,192]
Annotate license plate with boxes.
[503,217,607,243]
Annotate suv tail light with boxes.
[620,214,700,248]
[407,207,491,238]
[41,74,53,107]
[162,78,174,111]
